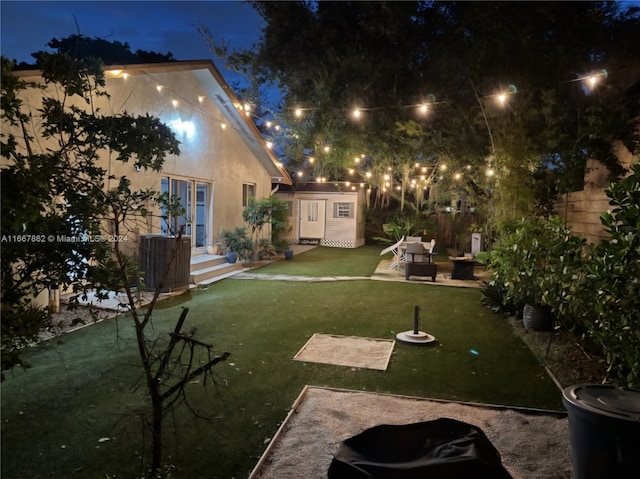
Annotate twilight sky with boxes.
[1,0,263,86]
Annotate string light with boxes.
[124,64,612,192]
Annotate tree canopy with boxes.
[211,0,640,227]
[11,34,176,70]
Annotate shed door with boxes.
[299,199,326,239]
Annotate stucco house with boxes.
[8,60,292,286]
[274,182,367,248]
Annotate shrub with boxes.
[484,216,586,317]
[580,163,640,387]
[219,227,253,260]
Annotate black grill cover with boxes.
[327,418,512,479]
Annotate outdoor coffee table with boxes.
[450,257,475,280]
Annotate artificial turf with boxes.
[1,247,562,478]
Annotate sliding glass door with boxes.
[161,177,211,251]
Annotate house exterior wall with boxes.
[102,70,275,251]
[4,65,280,256]
[276,188,366,248]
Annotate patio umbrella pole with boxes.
[396,305,437,345]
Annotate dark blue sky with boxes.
[1,1,262,85]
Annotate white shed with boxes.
[275,183,367,248]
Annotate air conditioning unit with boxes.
[139,235,191,292]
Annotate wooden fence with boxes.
[555,188,611,244]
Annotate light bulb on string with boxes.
[582,69,607,90]
[294,108,303,118]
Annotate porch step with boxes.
[190,254,243,284]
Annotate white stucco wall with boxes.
[5,64,281,255]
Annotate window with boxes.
[242,183,256,207]
[334,202,354,218]
[286,201,293,217]
[307,201,319,222]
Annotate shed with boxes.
[275,182,367,248]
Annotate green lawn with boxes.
[1,247,562,478]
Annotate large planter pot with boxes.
[225,252,239,264]
[523,304,553,331]
[284,250,294,260]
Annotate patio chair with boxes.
[405,242,438,281]
[380,236,405,270]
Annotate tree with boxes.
[205,1,640,233]
[1,36,228,477]
[242,195,290,259]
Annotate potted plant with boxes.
[485,216,585,331]
[219,227,252,264]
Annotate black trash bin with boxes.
[327,418,512,479]
[562,384,640,479]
